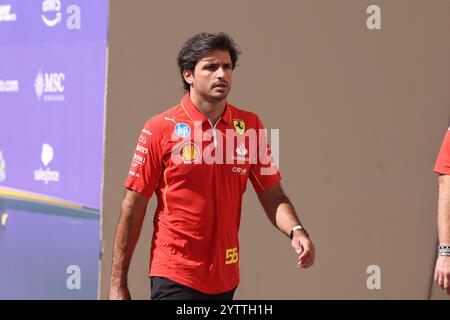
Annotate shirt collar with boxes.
[180,93,232,125]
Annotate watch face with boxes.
[291,226,309,239]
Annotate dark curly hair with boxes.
[177,32,241,91]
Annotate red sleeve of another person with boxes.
[124,119,164,197]
[249,116,282,193]
[434,128,450,175]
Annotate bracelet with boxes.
[437,244,450,256]
[438,252,450,257]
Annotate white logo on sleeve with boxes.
[132,154,146,165]
[136,145,148,154]
[142,129,152,136]
[128,170,140,177]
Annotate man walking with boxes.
[109,32,314,300]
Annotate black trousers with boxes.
[150,276,237,300]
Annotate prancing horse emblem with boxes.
[233,120,245,135]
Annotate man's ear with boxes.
[183,69,194,86]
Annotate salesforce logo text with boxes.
[34,143,60,184]
[35,70,65,102]
[34,167,60,184]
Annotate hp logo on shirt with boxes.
[175,123,191,138]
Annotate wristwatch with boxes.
[290,225,309,239]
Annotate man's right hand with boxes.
[108,285,131,300]
[434,256,450,295]
[108,190,150,300]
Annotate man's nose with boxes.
[216,66,226,78]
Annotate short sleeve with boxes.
[249,116,282,193]
[434,127,450,175]
[124,119,164,197]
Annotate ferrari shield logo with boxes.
[233,119,245,135]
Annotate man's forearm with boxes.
[258,185,304,237]
[258,184,314,267]
[110,197,147,286]
[272,200,303,237]
[438,175,450,244]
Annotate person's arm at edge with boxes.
[108,189,150,300]
[257,183,315,268]
[435,174,450,295]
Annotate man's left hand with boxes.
[291,232,315,268]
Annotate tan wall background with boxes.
[101,0,450,299]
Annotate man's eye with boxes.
[206,64,217,70]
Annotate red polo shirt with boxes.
[435,126,450,175]
[124,93,281,294]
